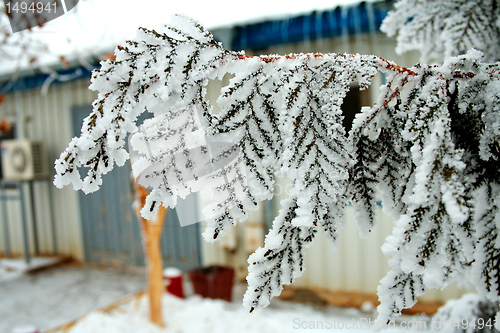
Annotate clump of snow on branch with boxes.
[54,15,500,324]
[351,50,500,323]
[381,0,500,63]
[129,106,253,243]
[432,293,499,333]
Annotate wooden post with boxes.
[133,184,167,327]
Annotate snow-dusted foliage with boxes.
[54,15,500,324]
[433,293,499,333]
[351,50,500,322]
[129,106,253,241]
[381,0,500,63]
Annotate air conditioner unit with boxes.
[1,139,48,180]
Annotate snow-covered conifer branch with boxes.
[243,197,316,312]
[349,50,500,323]
[433,293,499,333]
[381,0,500,62]
[54,15,500,324]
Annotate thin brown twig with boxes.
[235,52,419,77]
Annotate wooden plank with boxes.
[280,285,445,316]
[44,290,147,333]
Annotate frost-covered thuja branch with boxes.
[243,197,316,312]
[54,16,231,194]
[381,0,500,63]
[350,50,500,323]
[243,54,379,310]
[54,16,500,324]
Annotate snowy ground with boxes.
[66,293,437,333]
[0,257,64,282]
[0,262,146,333]
[0,262,437,333]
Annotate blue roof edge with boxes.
[1,65,96,95]
[229,1,392,51]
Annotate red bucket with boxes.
[163,267,184,298]
[189,265,235,302]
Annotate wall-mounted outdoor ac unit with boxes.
[1,139,48,180]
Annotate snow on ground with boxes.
[0,263,146,333]
[67,293,434,333]
[0,264,23,282]
[0,257,62,279]
[0,262,438,333]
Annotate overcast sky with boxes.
[1,0,373,74]
[35,0,368,56]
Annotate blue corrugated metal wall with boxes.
[72,105,201,270]
[230,1,392,51]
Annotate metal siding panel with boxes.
[91,176,106,260]
[78,183,92,261]
[302,230,325,288]
[108,165,124,259]
[43,90,60,256]
[182,225,200,268]
[70,104,201,269]
[133,215,145,265]
[9,192,22,254]
[52,85,69,256]
[163,210,180,267]
[199,219,225,266]
[360,208,387,292]
[343,208,363,291]
[2,190,15,254]
[44,80,90,260]
[31,86,52,254]
[0,200,5,254]
[101,173,116,257]
[34,182,49,253]
[326,234,344,291]
[117,166,133,263]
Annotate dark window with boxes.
[341,86,370,134]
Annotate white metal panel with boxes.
[0,78,97,260]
